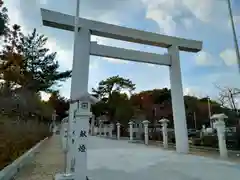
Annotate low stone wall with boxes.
[0,137,48,180]
[97,135,143,144]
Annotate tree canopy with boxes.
[0,27,71,93]
[92,75,135,124]
[0,0,9,36]
[91,76,239,128]
[0,3,71,120]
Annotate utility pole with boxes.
[52,110,57,134]
[207,97,212,119]
[207,96,213,128]
[193,111,197,129]
[226,0,240,73]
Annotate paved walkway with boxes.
[15,135,64,180]
[146,140,240,163]
[14,135,240,180]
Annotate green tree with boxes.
[1,27,71,93]
[48,91,69,120]
[0,24,23,94]
[0,26,71,118]
[19,28,71,92]
[113,92,134,125]
[0,0,9,36]
[92,76,135,122]
[92,75,135,99]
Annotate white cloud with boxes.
[89,59,99,69]
[181,18,193,30]
[142,0,180,35]
[234,16,240,24]
[183,87,204,97]
[5,0,29,32]
[220,48,238,66]
[195,51,219,66]
[147,64,157,67]
[142,0,231,35]
[228,15,240,29]
[182,0,214,23]
[213,71,240,89]
[39,0,47,5]
[103,57,128,64]
[145,8,176,35]
[45,38,76,70]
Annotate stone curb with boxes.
[0,136,49,180]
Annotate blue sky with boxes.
[4,0,240,101]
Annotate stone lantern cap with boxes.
[69,92,100,104]
[142,120,150,124]
[210,113,228,120]
[158,118,169,124]
[128,121,134,125]
[116,122,121,126]
[61,117,69,123]
[109,123,114,127]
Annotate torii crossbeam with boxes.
[41,9,201,52]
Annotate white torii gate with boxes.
[40,8,202,180]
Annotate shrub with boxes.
[168,131,175,143]
[0,117,51,170]
[201,135,218,148]
[151,132,163,141]
[140,132,144,141]
[191,138,202,146]
[120,126,129,137]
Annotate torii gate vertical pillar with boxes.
[67,27,91,176]
[168,46,189,154]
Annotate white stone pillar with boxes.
[201,125,206,138]
[66,104,77,173]
[72,101,92,180]
[90,115,95,136]
[168,46,189,154]
[128,121,134,141]
[99,120,103,136]
[159,119,169,149]
[215,121,228,158]
[142,120,150,145]
[62,128,68,152]
[109,124,113,138]
[103,125,107,136]
[66,28,91,177]
[62,127,68,174]
[211,113,228,158]
[116,122,121,140]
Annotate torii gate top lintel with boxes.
[40,8,202,53]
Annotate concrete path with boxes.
[14,135,64,180]
[14,135,240,180]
